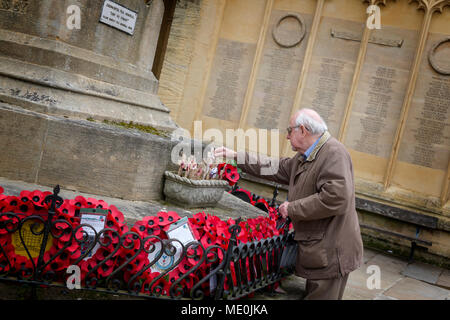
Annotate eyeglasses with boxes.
[286,125,301,135]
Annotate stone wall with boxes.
[0,0,177,131]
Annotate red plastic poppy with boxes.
[108,205,125,225]
[132,220,162,239]
[191,212,207,226]
[96,200,110,210]
[71,195,87,208]
[127,254,147,274]
[12,255,35,278]
[2,196,19,209]
[187,222,203,240]
[52,218,75,243]
[85,198,101,208]
[204,214,220,230]
[255,198,269,213]
[143,215,158,228]
[186,245,204,266]
[142,272,167,295]
[140,271,160,294]
[178,258,193,274]
[19,190,32,203]
[133,220,149,237]
[156,211,180,226]
[97,262,115,277]
[15,199,35,216]
[168,268,183,285]
[223,165,239,186]
[46,249,72,271]
[200,232,216,248]
[216,219,230,234]
[64,240,82,257]
[57,200,77,217]
[217,163,226,178]
[93,246,114,263]
[231,188,254,205]
[183,273,196,290]
[29,190,52,208]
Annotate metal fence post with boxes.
[35,185,62,280]
[214,217,241,300]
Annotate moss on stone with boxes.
[102,119,170,137]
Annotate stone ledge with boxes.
[0,66,178,132]
[0,103,176,201]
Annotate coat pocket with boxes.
[295,230,328,269]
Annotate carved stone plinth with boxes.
[0,0,177,131]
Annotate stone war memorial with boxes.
[0,0,449,302]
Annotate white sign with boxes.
[80,212,107,260]
[149,217,197,273]
[100,0,137,35]
[167,217,196,245]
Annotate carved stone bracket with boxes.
[409,0,450,14]
[428,37,450,75]
[272,13,306,48]
[331,29,404,47]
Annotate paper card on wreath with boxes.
[148,217,197,273]
[79,208,108,260]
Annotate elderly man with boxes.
[214,108,363,300]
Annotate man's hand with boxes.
[279,201,289,219]
[214,146,237,160]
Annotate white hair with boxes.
[295,110,328,135]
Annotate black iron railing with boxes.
[0,186,297,300]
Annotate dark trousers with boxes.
[303,273,349,300]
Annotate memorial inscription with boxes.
[345,26,417,159]
[310,58,346,130]
[353,66,397,156]
[203,39,255,122]
[408,76,449,169]
[300,17,361,136]
[247,11,311,130]
[398,33,450,171]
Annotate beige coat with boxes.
[238,131,363,279]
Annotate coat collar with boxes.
[299,131,331,163]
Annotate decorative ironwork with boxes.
[0,185,296,300]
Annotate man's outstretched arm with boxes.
[214,146,292,186]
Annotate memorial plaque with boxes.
[246,11,312,130]
[203,38,256,122]
[398,33,450,170]
[100,0,138,36]
[300,17,362,137]
[345,26,418,158]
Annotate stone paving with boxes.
[250,247,450,300]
